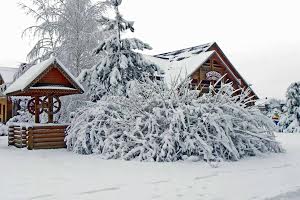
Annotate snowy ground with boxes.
[0,133,300,200]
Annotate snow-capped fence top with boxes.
[4,57,84,96]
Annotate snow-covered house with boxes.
[146,42,258,99]
[0,67,18,123]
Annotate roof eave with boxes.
[208,42,259,99]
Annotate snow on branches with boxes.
[20,0,105,75]
[79,0,157,101]
[280,82,300,133]
[66,80,283,162]
[0,123,8,136]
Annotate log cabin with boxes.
[0,67,18,123]
[146,42,258,99]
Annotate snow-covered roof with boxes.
[0,67,18,84]
[145,51,215,87]
[153,43,214,62]
[30,86,77,91]
[146,42,258,99]
[4,57,84,95]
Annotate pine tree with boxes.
[280,82,300,133]
[79,0,157,101]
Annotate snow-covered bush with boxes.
[0,123,8,136]
[280,82,300,133]
[7,98,33,124]
[66,80,283,162]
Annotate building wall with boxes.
[189,54,235,92]
[0,97,6,122]
[0,96,12,123]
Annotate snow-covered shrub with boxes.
[7,99,33,124]
[66,80,283,162]
[0,123,8,136]
[280,82,300,133]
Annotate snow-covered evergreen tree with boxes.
[79,0,157,101]
[280,82,300,133]
[66,79,283,162]
[20,0,105,75]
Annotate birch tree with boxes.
[20,0,106,75]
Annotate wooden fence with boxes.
[8,124,68,150]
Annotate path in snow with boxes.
[0,133,299,200]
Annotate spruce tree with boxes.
[280,82,300,133]
[79,0,157,101]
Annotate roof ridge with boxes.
[154,42,215,57]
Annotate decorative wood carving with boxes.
[27,98,43,115]
[42,96,61,115]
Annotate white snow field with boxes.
[0,133,299,200]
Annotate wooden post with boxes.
[48,95,53,123]
[27,127,33,150]
[34,96,40,123]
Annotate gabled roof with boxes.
[4,57,84,96]
[208,42,258,98]
[154,43,214,62]
[146,42,258,99]
[146,51,215,87]
[0,67,18,84]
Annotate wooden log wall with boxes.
[8,124,68,150]
[27,125,67,150]
[8,125,27,148]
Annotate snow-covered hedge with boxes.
[0,123,8,136]
[66,80,283,162]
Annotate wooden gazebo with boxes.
[4,57,84,149]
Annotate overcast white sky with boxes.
[0,0,300,99]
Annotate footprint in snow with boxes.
[194,173,218,181]
[79,187,120,195]
[29,194,54,200]
[271,164,291,169]
[148,180,170,184]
